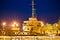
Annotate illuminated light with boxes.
[12,24,15,27]
[16,24,19,27]
[12,24,19,27]
[41,21,44,26]
[11,21,19,27]
[16,39,19,40]
[24,32,27,35]
[15,32,18,35]
[23,26,26,30]
[12,38,15,40]
[15,32,17,34]
[2,22,6,26]
[23,26,28,31]
[56,24,58,26]
[14,22,16,24]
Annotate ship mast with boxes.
[32,0,35,18]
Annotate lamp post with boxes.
[12,22,19,27]
[11,21,19,35]
[2,22,6,30]
[2,22,6,35]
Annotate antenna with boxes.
[32,0,35,18]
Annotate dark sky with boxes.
[0,0,60,24]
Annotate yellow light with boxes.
[12,21,19,27]
[12,24,15,27]
[41,21,44,26]
[2,22,6,26]
[16,24,19,27]
[14,22,16,24]
[56,24,58,26]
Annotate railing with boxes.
[0,30,60,36]
[0,36,60,40]
[0,30,60,40]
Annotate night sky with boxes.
[0,0,60,24]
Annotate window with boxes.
[29,24,33,26]
[37,23,41,26]
[27,28,29,30]
[24,23,27,25]
[24,23,27,26]
[37,25,40,26]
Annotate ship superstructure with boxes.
[22,0,44,35]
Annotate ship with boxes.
[22,0,44,35]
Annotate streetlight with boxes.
[12,24,15,27]
[2,22,6,35]
[12,21,19,27]
[16,24,19,27]
[14,22,16,24]
[2,22,6,30]
[2,22,6,26]
[11,21,19,35]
